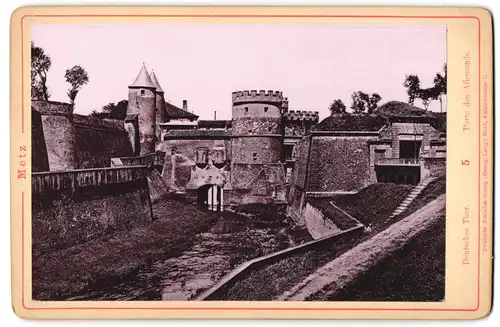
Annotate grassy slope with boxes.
[222,183,414,301]
[330,212,445,301]
[329,183,413,232]
[319,175,447,301]
[32,196,218,300]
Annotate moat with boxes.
[63,203,311,301]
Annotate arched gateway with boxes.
[197,184,224,211]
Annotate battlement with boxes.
[232,90,284,105]
[284,110,320,122]
[282,97,289,110]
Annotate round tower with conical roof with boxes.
[150,70,166,144]
[127,64,157,155]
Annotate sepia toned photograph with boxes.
[30,22,447,302]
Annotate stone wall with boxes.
[32,101,79,171]
[302,203,342,239]
[74,116,134,168]
[158,139,231,191]
[286,135,311,221]
[128,87,156,154]
[32,101,135,171]
[31,110,50,172]
[231,137,282,164]
[232,117,282,135]
[307,135,377,193]
[147,168,170,203]
[32,166,153,256]
[422,158,446,179]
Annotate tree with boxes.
[102,100,128,120]
[65,65,89,106]
[433,64,447,112]
[350,91,382,113]
[417,87,440,111]
[31,42,51,100]
[102,102,116,114]
[329,99,346,114]
[367,93,382,114]
[403,74,421,105]
[350,91,366,113]
[101,100,128,120]
[403,64,447,111]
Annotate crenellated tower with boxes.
[127,64,157,155]
[230,90,285,188]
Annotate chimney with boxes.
[214,111,217,120]
[183,100,188,111]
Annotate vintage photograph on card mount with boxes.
[30,21,448,302]
[11,5,493,319]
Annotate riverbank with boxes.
[217,181,444,301]
[33,199,310,301]
[32,196,219,300]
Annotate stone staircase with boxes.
[389,177,437,219]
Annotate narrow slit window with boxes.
[264,106,268,112]
[245,107,249,112]
[140,89,145,96]
[253,153,257,161]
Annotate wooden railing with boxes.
[375,158,421,166]
[113,151,166,167]
[32,166,148,195]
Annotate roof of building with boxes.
[374,101,446,132]
[163,129,229,138]
[165,102,199,120]
[150,70,164,93]
[313,113,388,132]
[198,120,232,128]
[129,64,156,89]
[314,101,446,133]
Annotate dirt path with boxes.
[277,194,445,301]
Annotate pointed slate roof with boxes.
[129,64,156,89]
[150,70,164,93]
[164,102,199,120]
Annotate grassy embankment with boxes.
[33,198,310,301]
[329,175,446,301]
[330,213,445,301]
[32,195,219,300]
[221,183,415,300]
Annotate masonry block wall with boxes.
[32,101,136,171]
[159,138,231,191]
[32,167,153,257]
[154,92,166,142]
[32,100,79,171]
[32,109,50,172]
[286,135,311,221]
[128,87,157,155]
[74,116,134,168]
[230,90,285,201]
[307,135,377,193]
[231,137,282,165]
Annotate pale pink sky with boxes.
[31,23,446,119]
